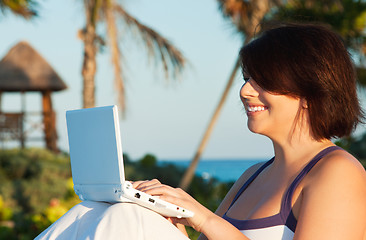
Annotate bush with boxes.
[0,148,80,239]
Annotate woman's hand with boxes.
[132,179,249,240]
[132,179,214,232]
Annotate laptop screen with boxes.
[66,105,125,185]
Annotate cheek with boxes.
[272,101,301,125]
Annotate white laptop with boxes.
[66,105,194,218]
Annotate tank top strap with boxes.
[281,145,343,220]
[228,157,275,209]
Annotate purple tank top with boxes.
[223,146,342,235]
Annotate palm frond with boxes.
[0,0,38,19]
[102,0,126,114]
[217,0,283,38]
[286,0,344,12]
[217,0,251,35]
[113,5,186,80]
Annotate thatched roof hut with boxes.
[0,41,68,152]
[0,41,67,92]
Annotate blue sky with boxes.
[5,0,358,161]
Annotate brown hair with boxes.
[240,23,364,140]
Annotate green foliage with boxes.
[139,153,157,168]
[0,148,79,239]
[0,149,232,239]
[335,133,366,162]
[0,148,73,214]
[0,0,38,19]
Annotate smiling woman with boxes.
[36,23,366,240]
[217,23,366,240]
[240,23,362,141]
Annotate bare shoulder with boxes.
[308,149,366,185]
[214,161,269,216]
[295,149,366,239]
[305,149,366,199]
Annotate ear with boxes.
[301,99,308,109]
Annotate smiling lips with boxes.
[246,105,268,115]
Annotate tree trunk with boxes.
[82,1,98,108]
[178,0,271,189]
[0,91,2,112]
[179,57,241,190]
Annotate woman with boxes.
[37,23,366,240]
[134,23,366,239]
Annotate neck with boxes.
[270,132,333,168]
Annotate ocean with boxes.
[159,159,266,183]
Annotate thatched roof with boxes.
[0,41,67,92]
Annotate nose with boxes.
[240,79,259,100]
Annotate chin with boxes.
[247,123,262,134]
[247,121,271,137]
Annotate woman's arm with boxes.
[293,151,366,240]
[135,180,250,240]
[133,162,265,240]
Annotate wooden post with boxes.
[20,92,25,148]
[42,91,58,152]
[0,91,2,112]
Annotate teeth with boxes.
[247,106,266,112]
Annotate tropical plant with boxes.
[0,0,38,19]
[79,0,186,113]
[0,148,78,239]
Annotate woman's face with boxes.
[240,76,303,140]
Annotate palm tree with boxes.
[79,0,186,113]
[179,0,282,190]
[0,0,38,19]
